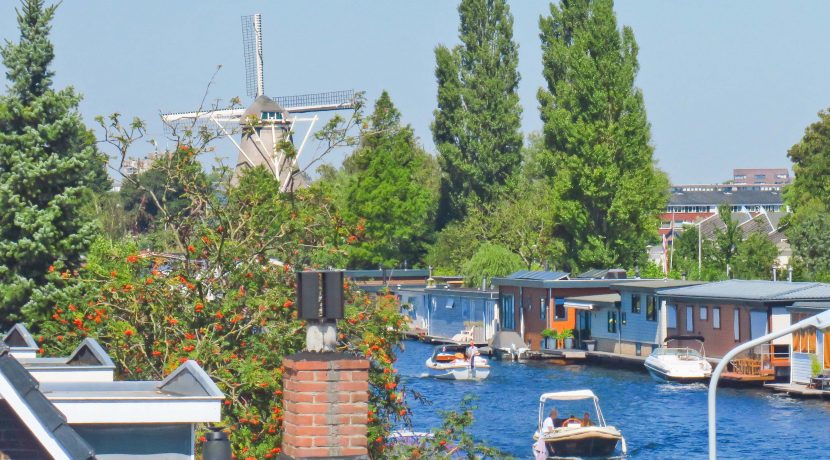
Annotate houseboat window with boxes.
[607,311,617,333]
[700,306,708,321]
[686,306,694,332]
[540,298,546,320]
[733,309,740,341]
[713,307,721,329]
[646,295,657,321]
[445,299,455,309]
[554,298,566,320]
[792,322,816,353]
[500,295,515,330]
[667,305,677,329]
[621,311,627,325]
[631,294,641,313]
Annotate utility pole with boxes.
[698,221,702,274]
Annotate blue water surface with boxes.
[395,340,830,460]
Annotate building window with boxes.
[540,298,547,320]
[713,307,721,329]
[631,294,641,314]
[667,305,678,329]
[554,298,566,320]
[792,328,817,353]
[700,306,708,321]
[686,306,694,332]
[621,311,627,326]
[646,296,657,321]
[261,111,283,120]
[733,309,740,341]
[445,299,455,309]
[500,295,515,330]
[607,311,617,333]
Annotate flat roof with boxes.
[612,279,704,291]
[657,280,830,302]
[492,278,623,289]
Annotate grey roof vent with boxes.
[2,323,37,349]
[66,338,116,368]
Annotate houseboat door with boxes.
[577,310,592,347]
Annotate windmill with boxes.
[162,13,357,191]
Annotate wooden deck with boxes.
[766,383,830,399]
[720,372,774,384]
[527,349,587,361]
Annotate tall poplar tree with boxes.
[0,0,109,327]
[537,0,668,271]
[432,0,523,227]
[342,91,439,268]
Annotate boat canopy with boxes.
[539,389,597,402]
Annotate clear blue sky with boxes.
[2,1,829,184]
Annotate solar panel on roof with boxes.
[505,270,569,281]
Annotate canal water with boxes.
[397,340,830,459]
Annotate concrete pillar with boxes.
[280,352,369,460]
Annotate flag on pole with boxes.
[662,233,669,275]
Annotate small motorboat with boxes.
[644,335,712,383]
[532,390,626,459]
[425,344,490,380]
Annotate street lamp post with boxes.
[708,309,830,459]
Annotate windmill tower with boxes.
[162,13,357,191]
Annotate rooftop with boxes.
[669,190,783,206]
[657,280,830,302]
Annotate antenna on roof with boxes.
[241,14,264,98]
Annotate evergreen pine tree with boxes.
[537,0,668,271]
[0,0,109,327]
[342,91,439,268]
[432,0,523,227]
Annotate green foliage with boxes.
[385,394,513,459]
[785,109,830,213]
[0,0,110,328]
[733,233,778,280]
[785,109,830,280]
[433,0,523,227]
[36,140,411,457]
[787,212,830,279]
[462,243,523,287]
[811,353,822,377]
[338,92,439,268]
[427,179,561,274]
[713,204,741,271]
[536,0,669,272]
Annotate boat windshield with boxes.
[652,347,702,358]
[538,396,605,431]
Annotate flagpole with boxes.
[669,211,675,271]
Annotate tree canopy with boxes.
[536,0,668,272]
[0,0,109,327]
[433,0,523,227]
[334,91,439,268]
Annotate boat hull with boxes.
[644,359,709,383]
[425,358,490,380]
[535,427,622,458]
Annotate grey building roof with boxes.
[611,279,704,292]
[0,344,96,459]
[657,280,830,302]
[504,270,569,281]
[38,360,224,400]
[668,190,784,206]
[242,95,289,119]
[789,301,830,311]
[2,323,38,349]
[14,338,116,371]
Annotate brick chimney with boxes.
[280,352,370,459]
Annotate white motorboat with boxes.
[425,344,490,380]
[532,389,626,459]
[644,335,712,383]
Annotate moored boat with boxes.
[425,344,490,380]
[531,390,626,459]
[644,335,712,383]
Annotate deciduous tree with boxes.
[0,0,110,327]
[433,0,523,227]
[537,0,668,271]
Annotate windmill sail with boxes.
[241,14,264,98]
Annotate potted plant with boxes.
[541,328,556,350]
[561,329,575,349]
